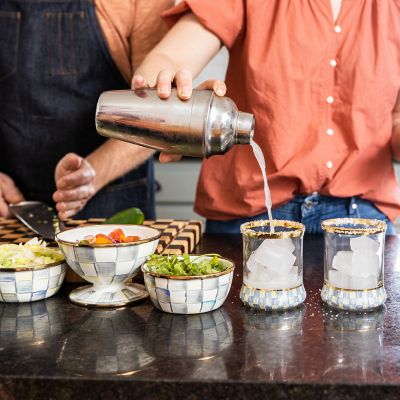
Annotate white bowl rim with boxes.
[142,254,235,280]
[55,224,161,247]
[0,259,66,273]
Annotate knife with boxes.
[9,201,66,241]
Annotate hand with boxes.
[132,71,227,163]
[0,173,25,217]
[53,153,96,220]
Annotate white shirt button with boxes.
[326,128,334,136]
[326,161,333,169]
[334,25,342,33]
[330,59,337,67]
[326,96,334,104]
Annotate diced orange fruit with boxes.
[124,235,140,242]
[109,228,126,243]
[80,229,140,245]
[94,234,113,244]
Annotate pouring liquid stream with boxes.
[250,139,275,233]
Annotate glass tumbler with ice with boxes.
[321,218,387,311]
[240,220,306,311]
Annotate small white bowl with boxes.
[0,260,66,303]
[56,224,161,307]
[142,255,234,314]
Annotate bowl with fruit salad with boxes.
[56,225,161,307]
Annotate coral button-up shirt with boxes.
[165,0,400,221]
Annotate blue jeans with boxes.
[206,194,395,235]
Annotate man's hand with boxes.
[53,153,96,220]
[0,173,25,217]
[132,72,226,163]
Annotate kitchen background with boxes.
[154,48,400,232]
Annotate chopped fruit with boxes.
[79,229,141,245]
[124,236,140,242]
[109,228,126,243]
[94,234,113,244]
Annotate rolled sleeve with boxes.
[163,0,244,49]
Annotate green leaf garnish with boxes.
[146,254,227,276]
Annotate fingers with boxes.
[58,206,85,221]
[159,153,182,163]
[174,69,193,100]
[53,184,95,204]
[195,79,226,96]
[0,190,11,218]
[156,69,174,98]
[55,162,95,190]
[0,173,25,204]
[132,74,149,89]
[53,156,96,219]
[56,199,87,220]
[54,153,82,182]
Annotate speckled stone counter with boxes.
[1,234,400,400]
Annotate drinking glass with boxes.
[321,218,387,311]
[240,220,306,310]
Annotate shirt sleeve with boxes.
[131,0,175,74]
[163,0,244,49]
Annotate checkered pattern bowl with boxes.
[56,225,161,307]
[0,260,66,303]
[142,255,234,314]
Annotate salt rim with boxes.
[321,218,386,235]
[240,219,305,239]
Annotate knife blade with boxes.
[9,201,65,241]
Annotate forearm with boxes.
[86,139,155,192]
[134,13,221,86]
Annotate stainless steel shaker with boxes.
[95,88,254,157]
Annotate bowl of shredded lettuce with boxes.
[142,254,234,314]
[0,238,66,303]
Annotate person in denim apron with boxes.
[0,0,155,219]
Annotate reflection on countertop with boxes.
[322,305,385,382]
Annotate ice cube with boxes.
[246,252,266,272]
[260,276,301,290]
[350,236,380,253]
[274,238,295,253]
[244,271,266,288]
[332,251,353,274]
[253,240,296,269]
[348,275,379,290]
[328,270,349,289]
[351,250,380,278]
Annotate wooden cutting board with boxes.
[0,218,202,282]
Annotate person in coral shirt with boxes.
[133,0,400,234]
[0,0,173,220]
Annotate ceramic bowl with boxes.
[56,224,161,307]
[0,259,66,303]
[142,255,234,314]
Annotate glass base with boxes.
[240,283,306,311]
[321,283,387,311]
[69,282,148,308]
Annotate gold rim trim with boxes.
[323,281,384,292]
[55,224,161,247]
[321,218,386,235]
[241,283,304,292]
[142,255,235,280]
[0,260,66,273]
[240,219,305,239]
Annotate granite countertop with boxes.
[1,234,400,400]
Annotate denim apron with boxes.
[0,0,155,219]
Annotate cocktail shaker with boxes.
[95,89,254,157]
